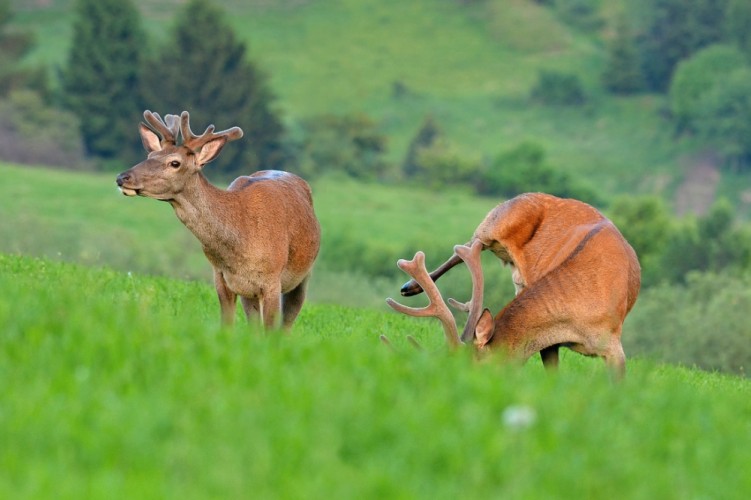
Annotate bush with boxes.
[625,270,751,376]
[530,70,586,106]
[0,91,89,169]
[477,141,602,205]
[293,113,389,180]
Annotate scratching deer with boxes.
[387,193,640,378]
[116,110,321,329]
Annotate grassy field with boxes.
[2,253,750,498]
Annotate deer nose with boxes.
[116,172,131,186]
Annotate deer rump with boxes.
[392,193,641,376]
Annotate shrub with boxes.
[477,141,601,205]
[530,70,586,106]
[625,270,751,376]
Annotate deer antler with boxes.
[386,251,461,348]
[179,111,243,151]
[386,240,485,349]
[143,110,180,146]
[454,241,485,343]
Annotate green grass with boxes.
[2,253,750,498]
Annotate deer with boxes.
[386,193,641,379]
[116,110,321,329]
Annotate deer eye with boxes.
[169,160,181,168]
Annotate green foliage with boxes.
[2,254,751,497]
[530,69,586,106]
[0,0,47,98]
[669,44,747,130]
[625,270,751,375]
[608,195,673,285]
[61,0,144,164]
[725,0,751,58]
[294,113,388,180]
[402,115,442,179]
[638,0,729,92]
[658,199,751,283]
[602,16,645,94]
[478,141,601,206]
[0,90,88,168]
[141,0,285,176]
[693,67,751,168]
[549,0,604,32]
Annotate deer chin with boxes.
[119,186,139,197]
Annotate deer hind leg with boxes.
[214,269,237,326]
[602,338,626,381]
[281,275,309,330]
[540,345,560,371]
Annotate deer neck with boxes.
[169,173,239,250]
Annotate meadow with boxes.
[2,253,750,498]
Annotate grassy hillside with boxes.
[10,0,693,199]
[1,253,750,498]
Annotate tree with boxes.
[141,0,285,176]
[0,0,47,98]
[62,0,144,164]
[294,113,388,180]
[402,115,442,179]
[669,44,747,131]
[638,0,729,92]
[725,0,751,59]
[602,16,644,94]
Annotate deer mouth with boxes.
[119,186,140,197]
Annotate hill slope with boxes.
[12,0,688,197]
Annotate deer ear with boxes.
[195,137,228,166]
[474,308,494,348]
[139,123,162,152]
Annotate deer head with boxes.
[386,240,493,349]
[116,110,243,200]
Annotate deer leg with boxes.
[260,285,282,330]
[240,296,261,325]
[281,276,309,330]
[603,339,626,382]
[540,345,560,371]
[400,253,465,296]
[214,269,237,326]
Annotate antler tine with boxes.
[179,110,243,151]
[386,251,461,348]
[454,240,485,343]
[143,110,179,145]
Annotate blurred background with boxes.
[2,0,751,375]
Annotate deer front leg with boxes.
[214,269,237,326]
[241,296,261,325]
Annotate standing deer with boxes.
[116,110,320,329]
[387,193,640,378]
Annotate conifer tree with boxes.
[141,0,285,176]
[0,0,45,98]
[602,16,644,94]
[62,0,144,163]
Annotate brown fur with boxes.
[397,193,640,378]
[116,111,320,329]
